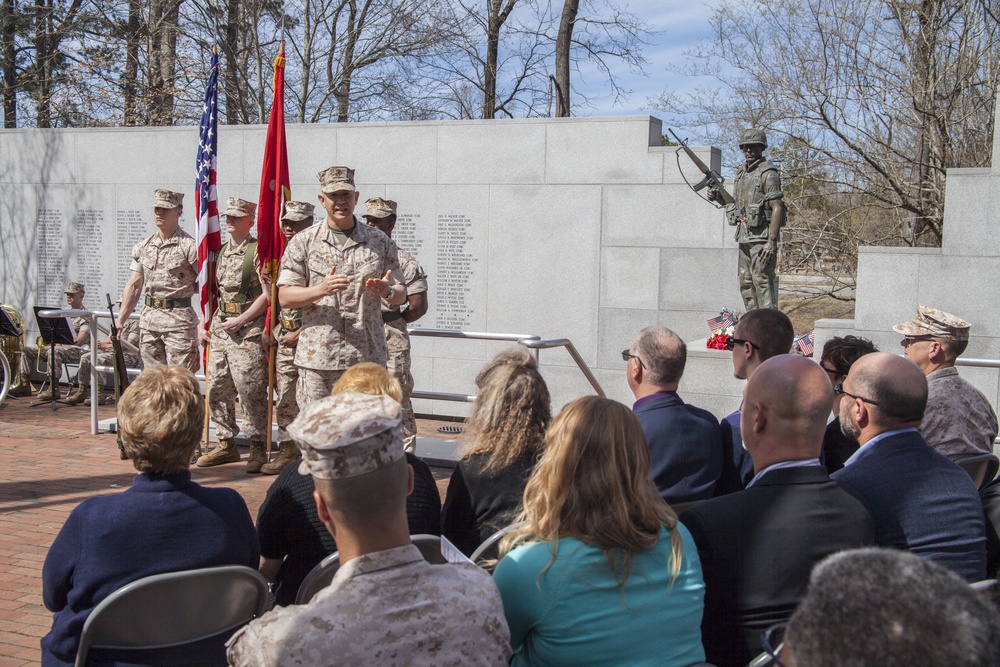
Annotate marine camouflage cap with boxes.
[364,197,397,219]
[153,189,184,209]
[281,200,316,224]
[289,391,403,480]
[223,197,257,218]
[893,305,970,342]
[64,281,85,294]
[318,166,356,194]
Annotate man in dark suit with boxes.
[718,308,795,494]
[680,355,876,667]
[832,351,988,583]
[626,326,725,505]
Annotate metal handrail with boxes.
[407,328,605,404]
[956,358,1000,369]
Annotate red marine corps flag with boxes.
[257,41,290,454]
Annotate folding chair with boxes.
[470,521,527,565]
[74,565,269,667]
[956,453,1000,490]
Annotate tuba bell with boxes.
[0,305,25,386]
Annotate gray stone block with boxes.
[940,169,999,257]
[601,246,661,310]
[659,247,742,311]
[601,184,726,249]
[545,118,663,184]
[336,123,439,185]
[437,121,546,184]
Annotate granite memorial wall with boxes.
[0,117,750,418]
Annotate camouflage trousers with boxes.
[385,322,417,452]
[140,325,200,373]
[77,350,141,387]
[738,242,778,311]
[207,331,268,440]
[19,345,83,376]
[275,342,299,444]
[297,367,345,410]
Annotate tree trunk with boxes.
[553,0,578,117]
[335,0,358,122]
[123,0,141,126]
[148,0,181,125]
[482,12,499,118]
[222,0,244,124]
[33,0,50,127]
[2,0,15,128]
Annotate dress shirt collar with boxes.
[333,544,423,584]
[926,366,958,381]
[632,390,676,411]
[746,458,821,488]
[841,427,918,468]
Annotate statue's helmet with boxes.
[738,128,768,149]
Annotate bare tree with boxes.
[654,0,1000,247]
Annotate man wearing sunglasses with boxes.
[894,305,998,461]
[717,308,795,494]
[832,352,987,583]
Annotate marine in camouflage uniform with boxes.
[895,305,999,460]
[197,198,270,473]
[226,392,511,667]
[11,281,91,399]
[260,200,316,476]
[116,189,200,372]
[276,167,405,407]
[364,197,429,452]
[712,128,785,311]
[65,318,141,405]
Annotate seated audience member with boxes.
[255,362,441,606]
[442,348,551,556]
[818,335,877,473]
[832,352,988,581]
[227,392,511,666]
[894,305,999,460]
[679,355,875,667]
[41,366,259,667]
[626,326,726,505]
[718,307,795,493]
[493,396,705,667]
[783,548,1000,667]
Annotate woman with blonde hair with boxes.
[493,395,706,666]
[442,347,551,556]
[41,366,259,666]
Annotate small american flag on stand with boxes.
[707,309,736,333]
[796,331,815,356]
[195,46,221,344]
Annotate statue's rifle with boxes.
[668,128,735,209]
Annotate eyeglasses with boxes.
[834,383,880,406]
[760,623,786,667]
[820,364,841,378]
[901,335,934,346]
[725,336,760,351]
[621,349,645,369]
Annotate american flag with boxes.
[707,310,736,333]
[796,331,815,356]
[195,46,221,335]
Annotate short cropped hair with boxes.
[736,308,794,361]
[938,337,969,360]
[820,335,878,377]
[785,548,1000,667]
[851,361,927,424]
[118,366,203,474]
[634,326,686,386]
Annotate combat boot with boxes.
[85,388,115,406]
[196,438,241,467]
[190,443,202,465]
[261,441,301,476]
[8,373,33,397]
[246,440,267,474]
[65,384,87,404]
[36,384,60,401]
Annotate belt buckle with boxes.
[151,297,166,309]
[224,302,241,315]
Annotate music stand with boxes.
[31,306,76,411]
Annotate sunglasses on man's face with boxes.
[725,336,759,352]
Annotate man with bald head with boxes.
[626,326,726,505]
[832,351,988,582]
[680,355,875,667]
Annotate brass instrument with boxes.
[0,305,24,386]
[35,335,52,373]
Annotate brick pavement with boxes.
[0,392,456,667]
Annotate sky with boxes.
[574,0,721,118]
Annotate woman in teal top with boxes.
[493,396,706,666]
